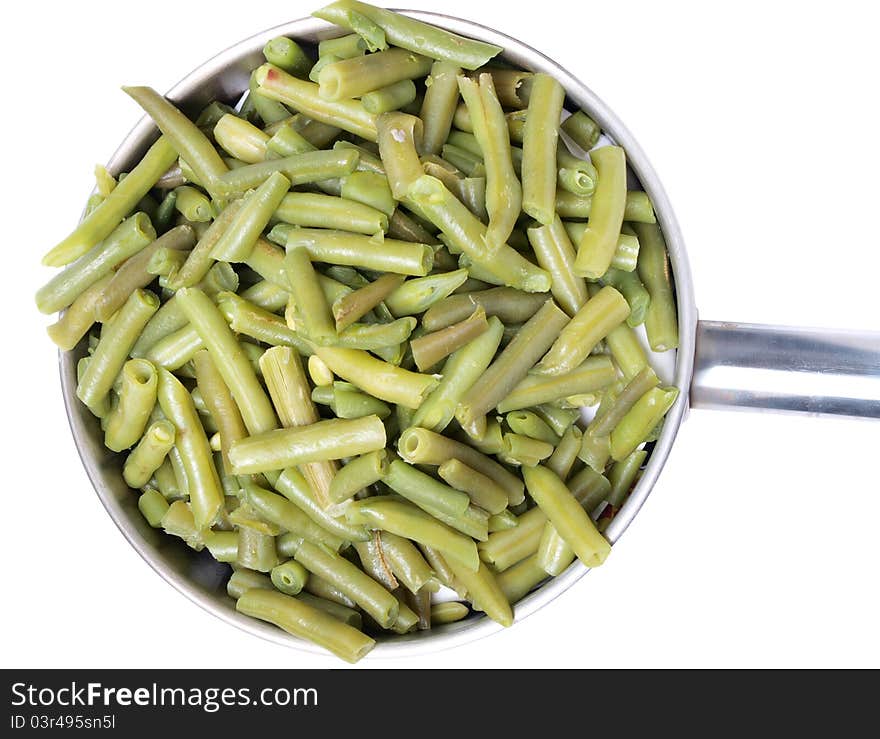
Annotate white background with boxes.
[2,0,879,668]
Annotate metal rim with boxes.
[59,10,697,659]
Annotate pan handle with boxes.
[690,321,880,419]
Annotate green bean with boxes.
[564,221,640,274]
[274,192,387,235]
[236,588,374,663]
[410,305,488,372]
[561,110,601,151]
[633,222,679,351]
[411,315,503,432]
[421,159,488,222]
[557,148,597,197]
[270,560,310,596]
[568,465,611,514]
[535,286,630,376]
[501,433,554,467]
[570,144,627,277]
[211,172,290,262]
[329,449,387,503]
[42,138,175,267]
[453,104,527,144]
[522,464,610,568]
[152,457,182,501]
[439,143,483,176]
[379,532,436,593]
[606,449,647,509]
[155,369,223,530]
[37,212,156,314]
[602,267,650,326]
[506,411,558,446]
[237,526,279,572]
[242,480,345,551]
[578,425,610,472]
[303,574,357,607]
[398,427,524,506]
[527,215,588,317]
[446,556,513,627]
[314,346,437,409]
[610,386,679,461]
[406,175,549,291]
[319,33,367,59]
[546,425,583,481]
[213,114,269,163]
[556,190,656,224]
[340,170,396,217]
[123,419,175,489]
[93,164,116,197]
[137,488,170,528]
[239,280,289,313]
[497,553,546,604]
[283,246,336,344]
[383,268,467,317]
[46,274,112,351]
[217,151,358,200]
[263,36,312,78]
[382,458,470,517]
[160,500,205,550]
[535,522,574,577]
[230,414,384,475]
[497,356,616,413]
[255,63,377,141]
[602,324,647,382]
[361,79,417,115]
[313,1,502,70]
[332,273,404,330]
[294,540,398,629]
[461,73,522,248]
[478,506,546,570]
[190,350,245,475]
[376,111,424,199]
[94,225,195,322]
[227,568,273,599]
[347,497,478,571]
[354,534,399,590]
[438,458,508,515]
[387,207,436,244]
[123,88,229,198]
[296,593,363,628]
[591,367,659,437]
[286,228,433,276]
[147,245,189,279]
[456,299,568,433]
[520,73,564,225]
[422,287,548,332]
[319,48,432,101]
[248,71,293,127]
[314,382,392,419]
[104,359,158,452]
[216,292,311,357]
[418,544,465,597]
[77,289,159,414]
[418,61,461,155]
[170,185,213,222]
[176,289,277,437]
[154,190,179,232]
[267,118,317,157]
[485,510,515,534]
[200,530,237,563]
[166,201,244,290]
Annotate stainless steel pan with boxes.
[58,11,880,658]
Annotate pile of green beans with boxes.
[37,1,680,663]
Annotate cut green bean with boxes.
[138,488,170,528]
[217,150,359,199]
[546,425,583,481]
[274,192,387,235]
[438,458,508,515]
[264,36,313,78]
[497,553,547,604]
[211,172,290,262]
[314,346,437,409]
[607,449,647,508]
[237,588,374,663]
[379,531,436,593]
[506,411,558,445]
[237,526,279,572]
[578,426,611,473]
[602,267,651,327]
[42,138,175,267]
[556,190,656,224]
[284,246,336,344]
[384,268,468,317]
[610,386,679,461]
[497,355,616,412]
[527,215,587,317]
[457,299,569,432]
[173,185,214,222]
[354,534,399,590]
[243,481,345,550]
[634,222,679,351]
[521,73,564,225]
[522,464,610,568]
[123,88,229,198]
[329,449,387,503]
[418,61,461,154]
[319,33,367,59]
[256,63,377,141]
[313,1,502,70]
[332,272,404,330]
[157,369,223,530]
[123,419,176,489]
[382,459,470,518]
[398,427,524,506]
[445,556,512,627]
[561,110,601,151]
[535,286,630,376]
[376,111,424,200]
[104,359,158,452]
[501,433,553,467]
[422,287,548,332]
[77,289,159,414]
[318,48,432,101]
[410,305,488,372]
[270,560,310,595]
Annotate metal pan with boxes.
[58,11,880,658]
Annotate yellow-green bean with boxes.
[497,355,616,412]
[633,222,679,352]
[610,386,679,461]
[270,560,310,596]
[445,556,513,627]
[418,61,461,155]
[332,272,404,330]
[123,419,176,489]
[284,246,336,344]
[437,458,508,515]
[501,433,554,467]
[211,172,290,262]
[527,215,588,317]
[274,191,388,234]
[138,488,170,528]
[329,449,387,503]
[521,73,564,225]
[410,305,489,372]
[104,359,158,452]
